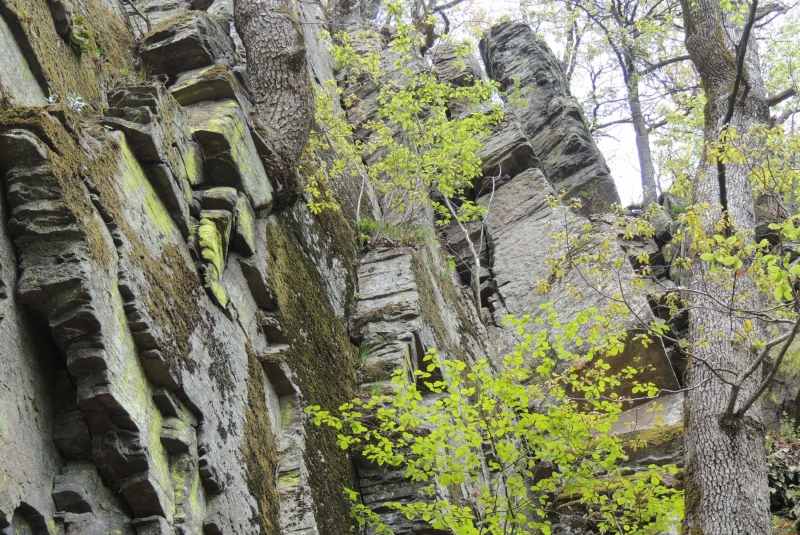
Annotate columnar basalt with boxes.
[0,0,797,533]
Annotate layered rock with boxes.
[0,0,360,532]
[2,0,793,532]
[480,23,620,216]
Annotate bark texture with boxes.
[680,0,772,533]
[625,62,659,206]
[233,0,314,180]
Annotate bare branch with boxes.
[754,1,790,20]
[431,0,469,13]
[642,54,691,75]
[767,87,797,107]
[121,0,151,32]
[734,312,800,417]
[717,0,759,229]
[772,108,799,126]
[594,118,633,130]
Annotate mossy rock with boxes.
[265,208,359,534]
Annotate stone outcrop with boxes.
[0,0,358,530]
[480,23,620,216]
[0,0,795,532]
[426,23,679,400]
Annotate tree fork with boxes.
[680,0,773,532]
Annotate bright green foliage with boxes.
[307,310,682,534]
[698,126,800,307]
[300,84,353,214]
[710,124,800,217]
[302,1,502,234]
[539,152,800,372]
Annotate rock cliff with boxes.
[0,0,797,534]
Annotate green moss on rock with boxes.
[198,218,225,275]
[0,106,115,269]
[1,0,133,102]
[621,423,684,451]
[266,211,358,535]
[242,342,281,534]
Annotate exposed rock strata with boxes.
[0,0,795,533]
[480,23,620,215]
[0,0,356,532]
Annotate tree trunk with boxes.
[233,0,314,181]
[625,60,659,206]
[679,0,772,533]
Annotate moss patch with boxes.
[15,116,210,375]
[242,342,281,534]
[309,203,358,316]
[621,423,684,451]
[0,0,133,102]
[81,131,206,374]
[198,216,228,306]
[0,106,114,269]
[266,211,358,535]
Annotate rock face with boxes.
[0,0,357,531]
[0,0,792,533]
[480,23,620,216]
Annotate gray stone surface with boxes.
[0,1,364,534]
[480,23,620,215]
[474,119,539,195]
[169,64,250,107]
[186,99,274,210]
[1,0,795,532]
[140,11,235,78]
[0,137,62,535]
[432,41,483,87]
[127,0,190,39]
[478,169,678,394]
[104,84,199,236]
[351,242,495,530]
[0,116,277,534]
[0,14,45,106]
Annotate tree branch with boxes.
[767,87,797,107]
[733,312,800,417]
[431,0,469,13]
[717,0,759,231]
[594,117,633,130]
[772,108,799,126]
[642,54,691,75]
[755,1,790,21]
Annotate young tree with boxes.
[304,4,502,308]
[308,311,683,534]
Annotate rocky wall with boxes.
[3,0,792,533]
[0,0,363,532]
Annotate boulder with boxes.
[140,11,235,78]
